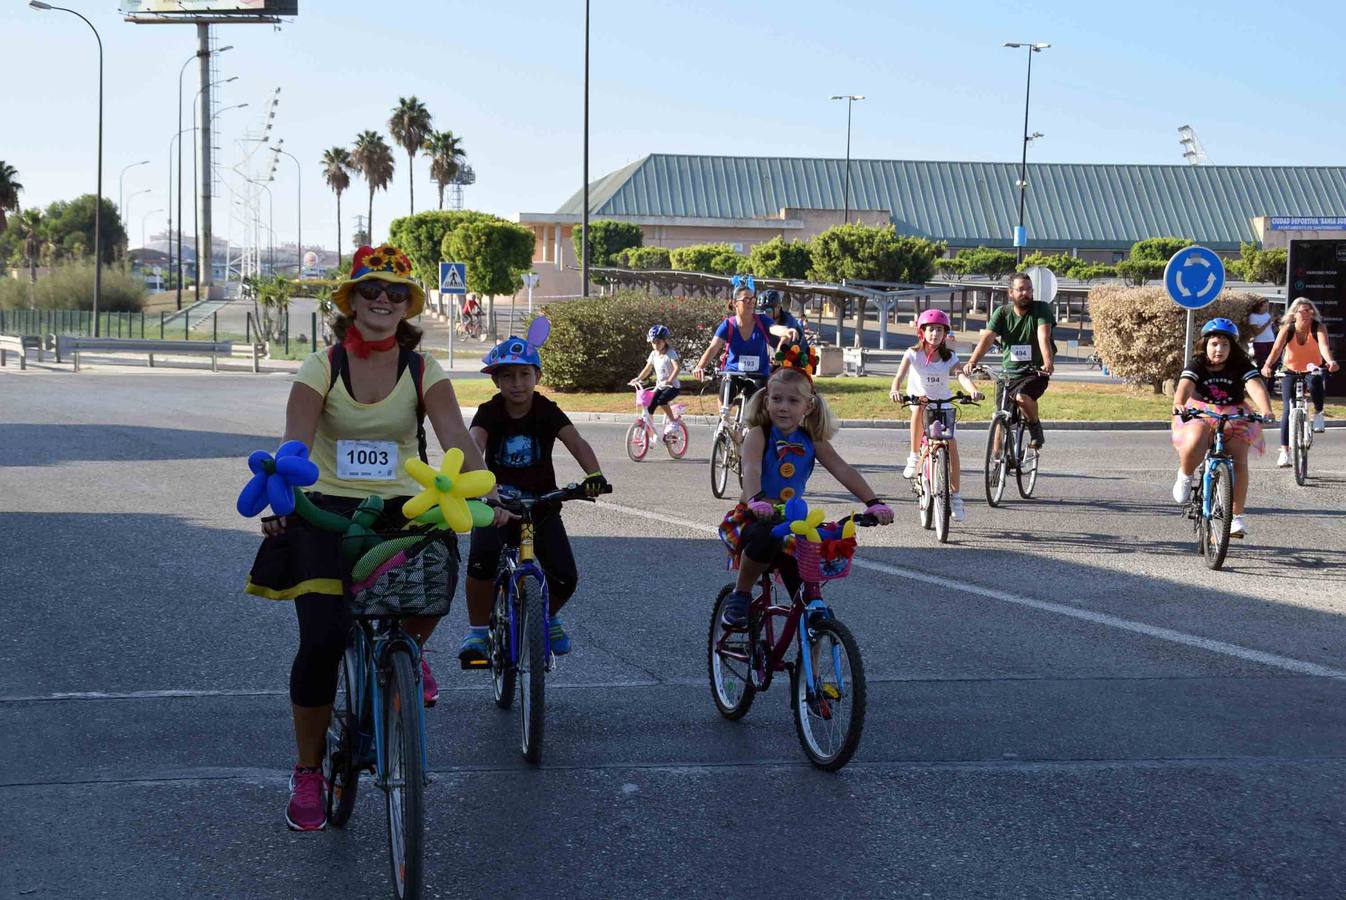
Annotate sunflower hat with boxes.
[332,244,425,319]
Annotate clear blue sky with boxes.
[4,0,1343,253]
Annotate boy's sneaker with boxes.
[285,766,326,832]
[1276,448,1291,468]
[1171,471,1192,504]
[549,618,571,656]
[421,657,438,707]
[950,492,966,522]
[720,590,752,627]
[458,630,489,669]
[1028,422,1046,449]
[902,453,919,479]
[1230,515,1248,539]
[1313,412,1326,433]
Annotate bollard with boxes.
[284,312,290,355]
[213,312,218,343]
[311,312,317,353]
[245,311,251,343]
[160,311,165,339]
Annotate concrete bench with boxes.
[55,336,235,372]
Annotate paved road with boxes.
[3,369,1345,898]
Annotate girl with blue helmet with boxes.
[1170,317,1274,538]
[628,324,683,437]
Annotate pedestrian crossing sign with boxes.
[439,262,467,295]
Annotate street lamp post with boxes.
[124,189,151,244]
[119,160,149,222]
[193,99,247,299]
[581,0,590,299]
[140,208,163,262]
[271,144,302,276]
[830,95,864,224]
[1004,41,1050,264]
[176,50,231,309]
[30,0,104,335]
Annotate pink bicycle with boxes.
[626,384,689,461]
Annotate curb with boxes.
[553,411,1346,432]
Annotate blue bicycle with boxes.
[1178,408,1273,570]
[484,481,611,764]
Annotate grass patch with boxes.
[445,375,1346,423]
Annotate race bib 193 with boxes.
[1009,344,1033,363]
[736,356,761,372]
[336,440,398,481]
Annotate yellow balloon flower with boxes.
[789,507,827,543]
[402,448,497,533]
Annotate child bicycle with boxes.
[1177,407,1273,570]
[973,364,1047,506]
[898,392,978,543]
[708,366,766,498]
[708,510,879,770]
[625,381,689,461]
[477,481,613,764]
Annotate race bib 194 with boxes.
[736,356,761,372]
[337,440,398,481]
[1009,344,1033,363]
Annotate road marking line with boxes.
[594,500,1346,680]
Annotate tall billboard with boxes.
[121,1,298,16]
[1286,239,1345,397]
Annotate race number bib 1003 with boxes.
[736,356,761,372]
[337,440,398,481]
[1009,344,1033,363]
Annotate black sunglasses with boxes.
[355,280,411,303]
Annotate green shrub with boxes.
[749,236,812,279]
[1073,263,1117,281]
[810,224,944,283]
[670,242,747,275]
[933,256,969,278]
[1089,284,1261,391]
[387,209,494,286]
[572,220,643,268]
[616,246,672,270]
[1232,242,1287,285]
[539,290,727,391]
[0,261,146,311]
[952,246,1017,281]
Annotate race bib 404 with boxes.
[337,440,398,481]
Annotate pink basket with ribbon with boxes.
[788,531,856,582]
[635,388,654,407]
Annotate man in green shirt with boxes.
[965,272,1056,448]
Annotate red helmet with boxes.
[916,309,951,329]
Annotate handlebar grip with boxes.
[852,513,880,527]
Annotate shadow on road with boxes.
[0,425,277,467]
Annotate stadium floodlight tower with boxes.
[1178,124,1210,166]
[121,1,298,299]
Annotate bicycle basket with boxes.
[346,533,455,619]
[788,531,856,582]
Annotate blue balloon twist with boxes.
[236,440,319,518]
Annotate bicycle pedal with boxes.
[820,683,842,701]
[459,658,491,671]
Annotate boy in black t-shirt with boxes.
[459,330,608,665]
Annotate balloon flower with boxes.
[771,496,811,539]
[237,440,319,518]
[402,448,497,533]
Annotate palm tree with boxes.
[0,161,22,235]
[14,208,44,288]
[321,147,353,271]
[423,131,467,211]
[388,97,432,216]
[350,130,395,243]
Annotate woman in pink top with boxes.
[1261,298,1339,464]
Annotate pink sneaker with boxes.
[285,766,326,832]
[422,657,438,707]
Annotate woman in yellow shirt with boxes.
[245,244,504,831]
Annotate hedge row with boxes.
[539,290,727,391]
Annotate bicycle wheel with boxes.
[625,421,650,462]
[984,413,1010,507]
[665,420,690,459]
[384,648,425,900]
[1204,464,1233,570]
[792,616,866,771]
[917,455,933,530]
[1291,409,1308,485]
[1016,424,1041,498]
[710,431,733,498]
[490,580,515,709]
[517,578,546,764]
[933,445,951,543]
[707,583,756,720]
[323,643,362,829]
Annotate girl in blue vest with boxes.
[719,356,894,626]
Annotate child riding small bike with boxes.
[629,324,684,441]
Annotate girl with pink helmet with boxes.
[889,309,983,522]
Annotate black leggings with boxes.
[720,373,766,411]
[467,509,578,614]
[290,594,351,708]
[1280,370,1326,446]
[645,386,681,414]
[738,519,803,600]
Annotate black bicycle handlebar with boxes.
[486,481,614,513]
[1177,408,1275,425]
[897,392,980,407]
